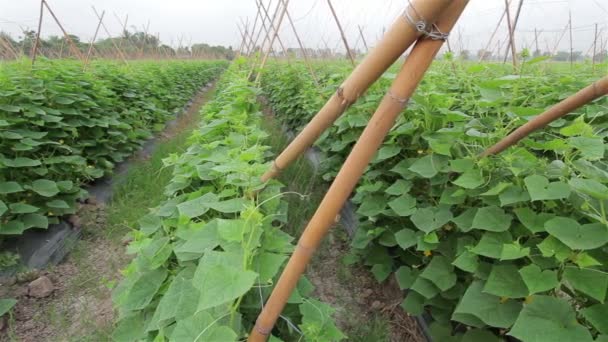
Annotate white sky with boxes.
[1,0,607,53]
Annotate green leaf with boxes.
[411,277,440,299]
[395,228,417,250]
[387,194,416,216]
[500,243,530,260]
[524,175,570,201]
[519,264,559,295]
[194,252,258,311]
[0,181,24,194]
[171,311,237,342]
[470,231,512,259]
[537,235,571,261]
[176,192,218,218]
[420,256,457,291]
[371,263,392,282]
[545,217,608,250]
[152,268,198,326]
[0,200,7,216]
[471,206,512,232]
[514,207,554,233]
[375,145,401,161]
[499,185,530,206]
[5,157,41,167]
[411,206,453,233]
[208,198,247,213]
[453,281,521,328]
[138,214,162,236]
[254,252,287,283]
[452,208,477,232]
[569,136,604,160]
[0,104,21,112]
[563,267,608,302]
[0,298,17,316]
[116,268,167,311]
[46,199,70,209]
[462,329,501,342]
[581,303,608,335]
[452,251,479,273]
[357,194,386,217]
[509,296,593,342]
[22,213,49,229]
[453,169,484,189]
[299,299,345,342]
[408,154,447,178]
[401,291,425,315]
[217,219,247,243]
[31,179,60,197]
[384,179,412,195]
[569,178,608,200]
[394,266,416,290]
[483,264,528,298]
[9,203,39,214]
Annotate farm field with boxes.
[1,0,608,341]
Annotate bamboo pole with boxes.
[503,0,518,68]
[260,0,452,182]
[139,20,150,59]
[92,7,128,64]
[42,0,85,61]
[593,23,598,73]
[251,0,273,55]
[254,0,289,82]
[258,0,282,58]
[257,0,291,61]
[481,76,608,157]
[534,28,540,55]
[327,0,355,66]
[31,0,44,65]
[248,3,469,341]
[281,0,319,86]
[479,1,510,62]
[551,24,569,56]
[568,10,573,68]
[358,25,369,52]
[237,24,248,57]
[84,10,105,69]
[503,0,524,63]
[246,7,262,56]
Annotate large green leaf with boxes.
[518,264,559,295]
[563,267,608,302]
[194,252,258,311]
[580,303,608,335]
[483,264,528,298]
[171,311,237,342]
[470,231,512,259]
[509,296,593,342]
[176,192,218,218]
[452,169,484,189]
[453,281,521,328]
[31,179,60,197]
[0,298,17,316]
[545,217,608,250]
[0,181,24,194]
[471,206,512,232]
[387,194,416,216]
[524,175,570,201]
[410,206,453,233]
[569,178,608,200]
[408,154,447,178]
[420,256,457,291]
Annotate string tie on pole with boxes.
[336,87,356,107]
[402,1,449,41]
[387,90,410,109]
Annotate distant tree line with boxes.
[0,29,234,60]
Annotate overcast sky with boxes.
[1,0,607,54]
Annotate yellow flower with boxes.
[524,296,534,304]
[423,250,432,257]
[48,211,54,216]
[499,296,509,304]
[59,139,64,144]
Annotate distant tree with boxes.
[459,49,470,60]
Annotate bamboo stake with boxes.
[248,3,469,341]
[481,76,608,157]
[257,0,290,61]
[260,0,452,182]
[358,25,369,52]
[281,0,319,85]
[503,0,518,68]
[258,0,282,58]
[534,28,540,55]
[503,0,523,63]
[569,10,573,68]
[139,20,150,59]
[42,0,85,61]
[246,7,262,56]
[479,1,510,62]
[237,24,248,57]
[0,37,18,59]
[92,6,128,65]
[593,23,598,73]
[254,0,289,82]
[84,10,105,69]
[31,0,44,65]
[327,0,355,66]
[251,0,273,55]
[551,24,569,56]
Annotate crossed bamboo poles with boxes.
[248,0,608,340]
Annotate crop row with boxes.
[112,61,343,341]
[260,61,608,341]
[0,59,227,236]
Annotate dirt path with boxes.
[0,84,216,342]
